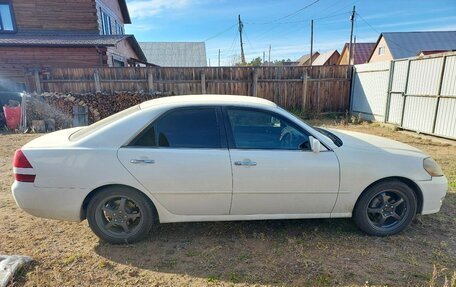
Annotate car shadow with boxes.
[93,191,456,286]
[94,217,369,286]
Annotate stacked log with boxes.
[25,91,170,130]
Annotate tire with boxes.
[86,186,156,244]
[353,180,417,236]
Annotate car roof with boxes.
[139,95,277,110]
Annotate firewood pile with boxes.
[25,92,170,130]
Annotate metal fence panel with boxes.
[441,55,456,97]
[434,98,456,138]
[402,96,437,133]
[387,93,403,125]
[391,60,408,93]
[407,57,444,95]
[351,61,390,121]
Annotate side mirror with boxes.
[309,136,321,153]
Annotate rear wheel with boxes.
[353,180,417,236]
[87,186,155,244]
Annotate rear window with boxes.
[69,105,140,141]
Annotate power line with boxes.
[247,0,320,25]
[203,23,237,42]
[356,12,416,54]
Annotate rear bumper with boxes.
[11,181,86,222]
[416,176,448,215]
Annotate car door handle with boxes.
[130,159,155,164]
[234,160,257,166]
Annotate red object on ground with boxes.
[3,105,21,129]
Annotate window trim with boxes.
[378,46,385,55]
[0,0,17,34]
[100,8,112,35]
[126,106,228,150]
[222,106,313,151]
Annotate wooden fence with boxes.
[27,66,352,112]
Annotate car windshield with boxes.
[279,107,343,147]
[69,105,140,141]
[312,127,343,147]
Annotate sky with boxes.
[125,0,456,65]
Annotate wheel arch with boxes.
[80,184,159,221]
[354,176,423,214]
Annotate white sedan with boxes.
[12,95,448,243]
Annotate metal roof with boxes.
[295,52,319,65]
[312,50,339,65]
[380,31,456,59]
[139,42,207,67]
[0,33,147,61]
[339,42,376,64]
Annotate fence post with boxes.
[33,70,42,94]
[384,60,395,123]
[432,55,447,133]
[147,70,154,94]
[252,69,258,97]
[94,70,101,93]
[201,73,206,94]
[400,60,412,127]
[302,70,308,112]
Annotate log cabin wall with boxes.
[11,0,98,32]
[0,47,107,83]
[107,39,139,66]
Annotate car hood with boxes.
[325,129,426,156]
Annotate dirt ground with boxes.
[0,121,455,287]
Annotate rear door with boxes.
[225,107,340,216]
[117,107,233,215]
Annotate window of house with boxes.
[378,46,385,55]
[115,21,124,35]
[100,9,112,35]
[131,108,222,148]
[0,1,15,32]
[227,109,310,150]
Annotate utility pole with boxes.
[208,58,211,67]
[263,51,265,64]
[218,49,221,67]
[238,14,246,65]
[348,6,356,65]
[310,19,314,66]
[268,44,271,66]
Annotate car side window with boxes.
[131,108,221,148]
[227,109,310,150]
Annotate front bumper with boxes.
[416,176,448,215]
[11,181,87,222]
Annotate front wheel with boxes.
[353,180,417,236]
[87,186,156,244]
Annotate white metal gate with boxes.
[351,52,456,140]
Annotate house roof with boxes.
[372,31,456,60]
[312,50,339,65]
[339,42,376,64]
[295,52,320,65]
[0,33,146,61]
[118,0,132,24]
[139,42,207,67]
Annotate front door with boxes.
[225,108,340,215]
[118,107,232,215]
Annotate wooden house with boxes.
[0,0,147,89]
[337,43,375,65]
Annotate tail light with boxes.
[13,149,35,183]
